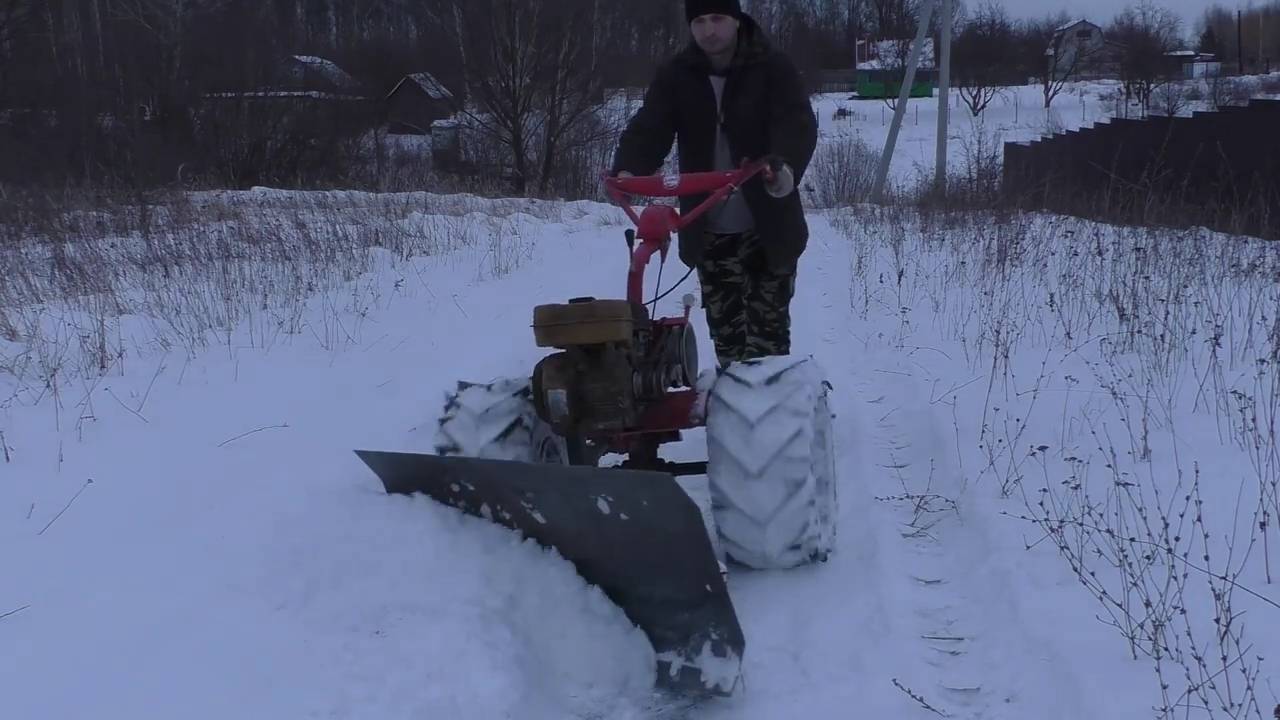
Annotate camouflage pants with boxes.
[696,230,796,367]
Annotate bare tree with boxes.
[0,0,30,55]
[448,0,606,195]
[0,0,34,104]
[868,37,918,111]
[531,0,615,194]
[1017,12,1097,109]
[870,0,918,38]
[0,0,688,192]
[953,0,1016,117]
[1199,0,1280,74]
[1108,0,1184,114]
[1150,82,1189,116]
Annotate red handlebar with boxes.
[601,159,770,308]
[602,160,768,234]
[603,163,766,199]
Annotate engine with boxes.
[530,297,697,438]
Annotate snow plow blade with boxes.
[353,449,745,696]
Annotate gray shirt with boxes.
[705,75,755,234]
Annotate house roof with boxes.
[1046,19,1106,54]
[387,72,454,101]
[203,91,366,101]
[289,55,359,89]
[1055,18,1098,33]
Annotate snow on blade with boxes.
[656,640,743,696]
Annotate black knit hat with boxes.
[685,0,742,23]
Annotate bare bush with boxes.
[1152,83,1192,117]
[831,202,1280,718]
[807,134,881,208]
[0,188,570,398]
[948,121,1004,206]
[1210,76,1253,109]
[1014,451,1269,719]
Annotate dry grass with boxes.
[833,204,1280,718]
[0,187,594,413]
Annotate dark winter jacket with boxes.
[610,14,818,272]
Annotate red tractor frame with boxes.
[572,160,768,475]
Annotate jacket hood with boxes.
[674,13,773,74]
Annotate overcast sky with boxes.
[999,0,1214,36]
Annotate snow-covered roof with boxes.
[410,72,452,100]
[387,72,454,101]
[1055,18,1096,32]
[203,91,366,100]
[289,55,358,89]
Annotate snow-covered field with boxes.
[810,72,1280,188]
[3,183,1280,719]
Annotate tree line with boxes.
[1198,0,1279,74]
[0,0,929,192]
[0,0,1271,194]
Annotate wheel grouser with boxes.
[704,355,838,570]
[433,378,568,464]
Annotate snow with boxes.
[4,175,1280,718]
[809,74,1280,188]
[407,72,453,100]
[810,81,1126,187]
[291,55,359,90]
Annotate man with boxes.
[610,0,818,368]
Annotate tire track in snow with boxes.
[790,211,1081,720]
[863,347,1090,719]
[557,212,1085,719]
[869,364,997,718]
[678,216,912,719]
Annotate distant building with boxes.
[202,54,367,101]
[1046,19,1121,80]
[1185,61,1223,78]
[854,39,937,99]
[430,118,462,171]
[198,54,374,140]
[274,55,364,95]
[385,72,456,135]
[1167,51,1221,78]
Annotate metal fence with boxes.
[1002,98,1280,240]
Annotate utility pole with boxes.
[1238,9,1244,74]
[934,0,951,197]
[871,0,937,203]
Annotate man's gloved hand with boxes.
[603,170,635,203]
[758,155,795,198]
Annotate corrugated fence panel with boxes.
[1002,99,1280,239]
